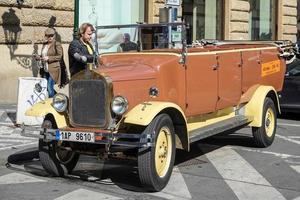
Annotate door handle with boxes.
[212,64,219,70]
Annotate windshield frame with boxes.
[94,22,187,54]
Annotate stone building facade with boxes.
[149,0,297,41]
[0,0,298,104]
[0,0,74,104]
[224,0,297,41]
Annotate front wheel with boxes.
[39,119,79,176]
[252,97,277,147]
[138,114,175,192]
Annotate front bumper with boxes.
[21,125,153,148]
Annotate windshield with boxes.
[94,23,185,54]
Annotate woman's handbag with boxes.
[59,57,69,88]
[54,41,70,88]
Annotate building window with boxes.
[76,0,145,53]
[249,0,277,40]
[183,0,224,44]
[78,0,145,27]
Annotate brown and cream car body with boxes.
[24,23,290,192]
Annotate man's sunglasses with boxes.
[45,34,54,37]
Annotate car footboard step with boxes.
[189,115,250,143]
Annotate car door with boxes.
[280,59,300,110]
[185,53,218,116]
[216,52,242,110]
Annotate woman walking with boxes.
[36,28,63,97]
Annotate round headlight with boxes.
[52,93,68,113]
[111,96,128,115]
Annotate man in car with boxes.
[118,33,138,52]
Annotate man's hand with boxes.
[73,52,81,60]
[81,55,87,63]
[74,53,87,63]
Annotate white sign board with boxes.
[16,77,48,126]
[166,0,180,6]
[172,31,182,42]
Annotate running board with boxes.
[189,115,250,143]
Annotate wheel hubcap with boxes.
[155,127,172,178]
[265,108,275,137]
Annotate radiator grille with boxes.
[70,79,108,127]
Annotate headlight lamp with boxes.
[52,93,68,113]
[111,96,128,115]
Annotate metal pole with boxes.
[168,7,172,48]
[73,0,79,39]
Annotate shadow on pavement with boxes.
[6,147,48,176]
[72,157,145,192]
[175,131,256,166]
[7,147,38,164]
[279,112,300,121]
[5,131,256,192]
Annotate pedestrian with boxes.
[35,28,64,97]
[68,23,96,77]
[118,33,138,52]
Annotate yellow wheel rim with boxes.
[265,108,275,137]
[155,127,172,178]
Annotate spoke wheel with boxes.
[155,127,172,178]
[39,118,79,177]
[265,108,275,138]
[252,97,277,147]
[55,144,76,165]
[138,114,175,192]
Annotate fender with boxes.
[124,101,187,126]
[25,99,67,128]
[244,85,280,127]
[124,101,189,151]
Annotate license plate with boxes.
[56,131,95,143]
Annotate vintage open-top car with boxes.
[24,22,291,191]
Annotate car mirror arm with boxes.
[92,51,101,69]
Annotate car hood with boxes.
[98,53,180,82]
[99,62,157,82]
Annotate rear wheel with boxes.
[138,114,175,192]
[39,118,79,176]
[252,97,277,147]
